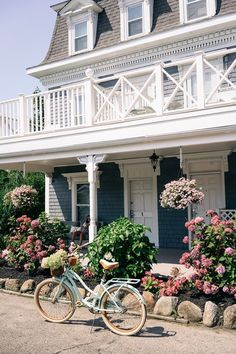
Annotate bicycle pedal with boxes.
[76,300,83,307]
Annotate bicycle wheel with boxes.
[34,278,76,323]
[100,285,146,336]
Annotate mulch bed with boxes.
[0,265,50,287]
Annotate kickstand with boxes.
[90,313,97,334]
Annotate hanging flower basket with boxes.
[160,177,204,210]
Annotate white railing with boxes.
[0,47,236,137]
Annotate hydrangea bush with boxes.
[1,213,68,272]
[160,177,204,210]
[180,210,236,298]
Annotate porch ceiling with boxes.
[0,140,235,173]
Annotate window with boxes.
[74,22,87,52]
[128,3,143,37]
[119,0,154,41]
[76,184,89,225]
[180,0,216,24]
[63,1,102,55]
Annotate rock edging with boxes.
[142,291,236,329]
[0,278,235,329]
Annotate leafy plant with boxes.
[180,210,236,298]
[86,217,157,278]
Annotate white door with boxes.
[130,179,155,244]
[191,173,223,217]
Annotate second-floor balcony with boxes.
[1,48,236,139]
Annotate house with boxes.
[0,0,236,250]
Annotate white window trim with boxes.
[62,172,101,222]
[67,10,99,55]
[179,0,217,24]
[119,0,153,41]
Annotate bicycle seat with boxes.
[100,259,119,271]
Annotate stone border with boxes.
[0,278,235,329]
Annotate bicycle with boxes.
[34,248,147,336]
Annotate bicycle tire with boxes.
[34,278,76,323]
[100,284,146,336]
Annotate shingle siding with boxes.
[42,0,236,65]
[97,163,124,224]
[48,163,124,225]
[157,157,188,249]
[225,152,236,209]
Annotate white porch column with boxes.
[78,154,106,242]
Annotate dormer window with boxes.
[74,21,88,52]
[59,0,102,55]
[128,3,143,37]
[119,0,153,41]
[180,0,216,24]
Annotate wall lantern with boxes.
[149,151,159,172]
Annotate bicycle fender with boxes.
[100,283,146,306]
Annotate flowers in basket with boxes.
[4,185,38,210]
[41,249,68,273]
[160,177,204,210]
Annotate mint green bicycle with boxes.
[34,256,147,336]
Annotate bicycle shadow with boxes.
[61,318,176,338]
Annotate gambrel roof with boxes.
[41,0,236,65]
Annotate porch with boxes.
[0,47,236,139]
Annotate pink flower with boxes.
[225,247,234,256]
[206,210,217,217]
[211,215,220,225]
[188,224,196,232]
[31,220,40,229]
[201,255,212,267]
[182,236,189,244]
[194,216,204,224]
[224,228,233,234]
[215,264,226,274]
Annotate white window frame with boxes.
[119,0,154,41]
[74,21,88,53]
[179,0,217,24]
[67,10,99,55]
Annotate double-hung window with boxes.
[180,0,216,24]
[74,21,87,52]
[128,3,143,37]
[119,0,153,41]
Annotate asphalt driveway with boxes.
[0,292,235,354]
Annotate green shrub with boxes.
[86,217,158,278]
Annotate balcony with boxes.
[0,48,236,139]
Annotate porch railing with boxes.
[1,47,236,138]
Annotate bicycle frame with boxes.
[53,268,145,314]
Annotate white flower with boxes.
[104,252,113,261]
[160,177,204,210]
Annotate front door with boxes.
[190,173,223,217]
[130,179,156,244]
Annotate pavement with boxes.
[151,248,192,277]
[0,292,235,354]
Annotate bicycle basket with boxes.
[50,266,64,277]
[68,256,78,266]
